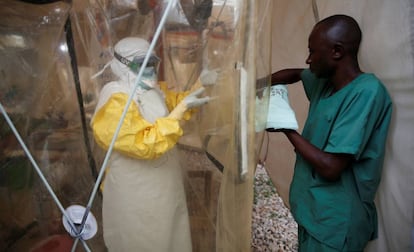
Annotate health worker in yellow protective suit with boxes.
[91,37,212,252]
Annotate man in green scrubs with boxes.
[268,15,393,251]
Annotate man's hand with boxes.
[266,128,294,133]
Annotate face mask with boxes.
[131,67,159,101]
[139,67,158,89]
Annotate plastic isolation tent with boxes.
[0,0,413,252]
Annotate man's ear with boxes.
[332,43,345,60]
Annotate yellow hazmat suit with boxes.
[90,37,210,252]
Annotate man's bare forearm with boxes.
[282,130,352,181]
[271,68,303,84]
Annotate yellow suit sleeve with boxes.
[91,92,183,160]
[159,81,199,120]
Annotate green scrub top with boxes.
[289,69,392,250]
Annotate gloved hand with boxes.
[168,87,211,120]
[200,68,219,86]
[187,68,219,92]
[265,85,299,131]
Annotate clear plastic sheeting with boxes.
[0,1,105,251]
[1,0,272,251]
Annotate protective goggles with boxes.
[114,51,160,74]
